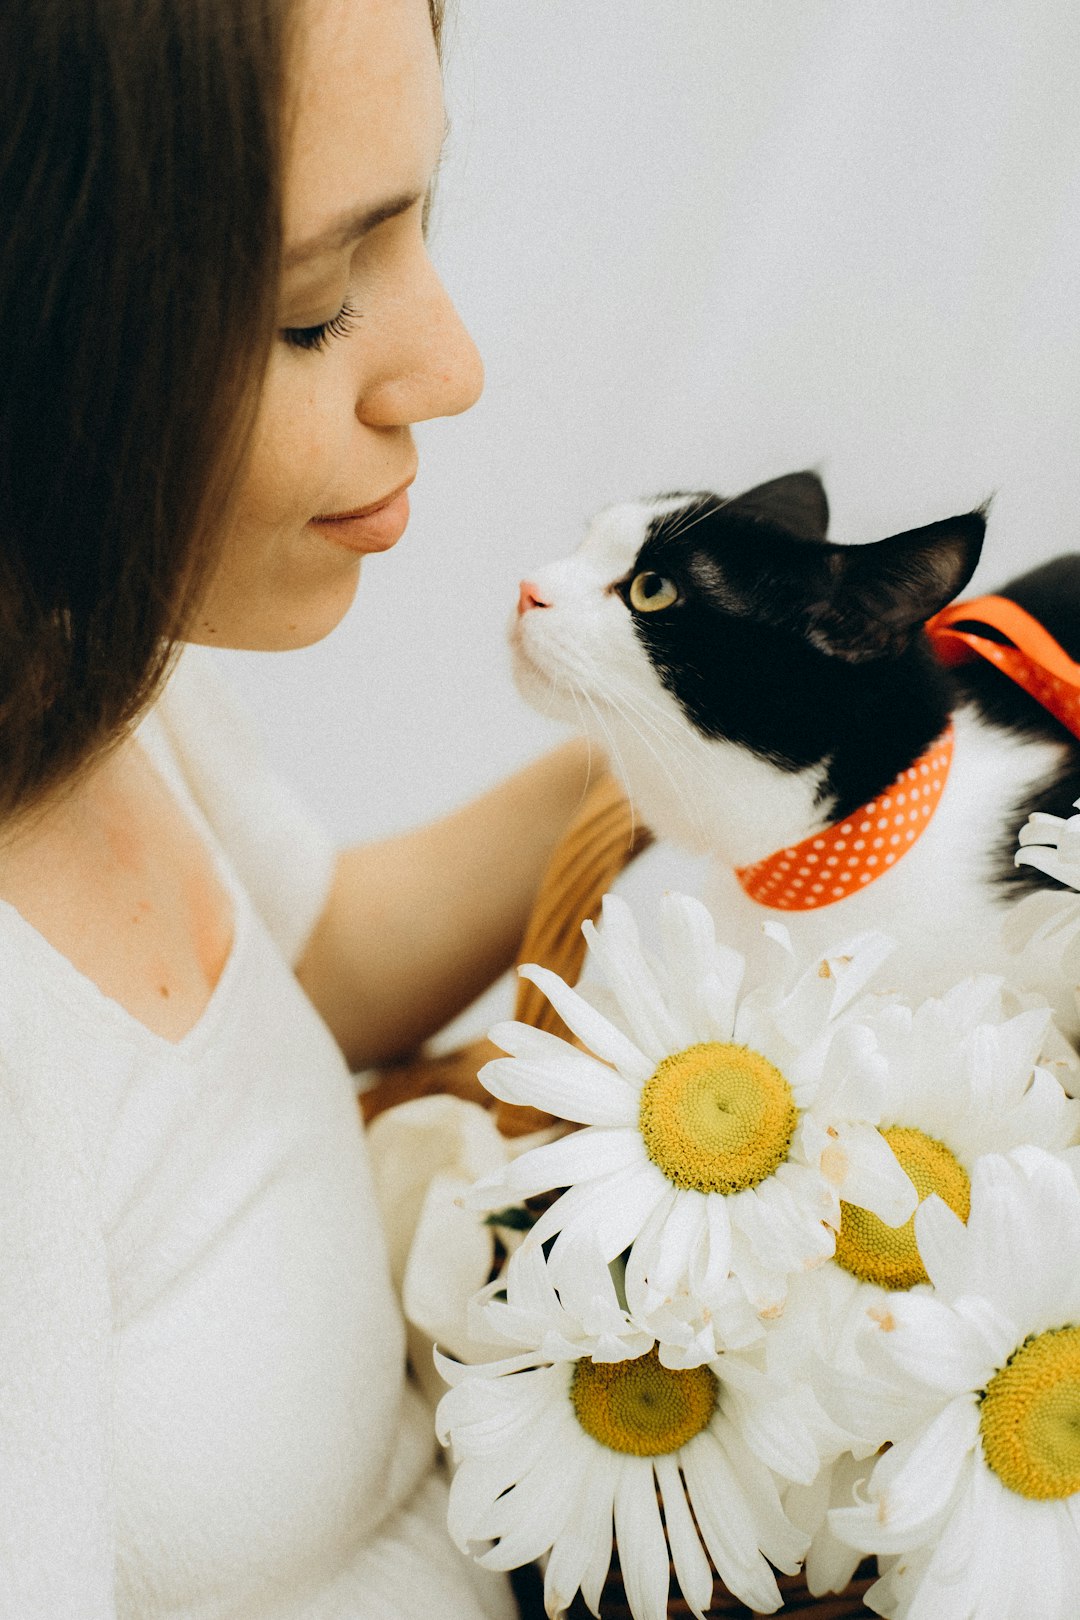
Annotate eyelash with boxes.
[281,298,360,353]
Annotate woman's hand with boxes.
[294,738,600,1070]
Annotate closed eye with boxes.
[281,298,360,353]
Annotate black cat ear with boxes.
[812,510,986,662]
[726,471,830,542]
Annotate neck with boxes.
[606,720,835,868]
[814,640,954,824]
[604,636,954,868]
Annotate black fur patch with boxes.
[953,557,1080,894]
[619,484,1080,890]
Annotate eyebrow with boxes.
[283,191,423,269]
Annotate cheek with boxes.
[234,357,345,529]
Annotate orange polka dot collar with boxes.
[735,728,954,911]
[736,592,1080,912]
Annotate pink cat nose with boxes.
[517,580,551,615]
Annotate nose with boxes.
[358,251,485,428]
[518,580,551,615]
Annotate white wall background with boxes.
[217,0,1080,1041]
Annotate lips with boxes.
[309,474,416,554]
[312,475,415,524]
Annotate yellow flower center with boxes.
[637,1041,797,1195]
[833,1125,970,1290]
[980,1327,1080,1500]
[569,1346,718,1457]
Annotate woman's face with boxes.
[190,0,483,651]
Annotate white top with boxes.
[0,644,514,1620]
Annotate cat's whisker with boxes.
[579,688,639,847]
[659,504,709,544]
[592,673,716,798]
[660,496,726,544]
[564,679,601,814]
[547,670,569,726]
[597,686,715,849]
[582,665,714,841]
[613,721,712,851]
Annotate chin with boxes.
[189,566,362,652]
[510,636,578,724]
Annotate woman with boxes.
[0,0,591,1613]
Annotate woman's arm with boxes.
[294,738,598,1071]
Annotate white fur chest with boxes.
[702,705,1070,1007]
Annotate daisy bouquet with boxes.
[428,864,1080,1620]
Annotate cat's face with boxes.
[510,472,985,858]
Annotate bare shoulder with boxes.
[0,738,234,1043]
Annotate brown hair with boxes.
[0,0,447,830]
[0,0,294,827]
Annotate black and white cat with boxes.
[510,471,1080,1010]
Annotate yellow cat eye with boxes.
[628,571,679,613]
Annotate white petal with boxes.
[971,1006,1050,1094]
[579,1446,624,1614]
[729,1178,833,1280]
[911,1192,971,1298]
[613,1456,671,1620]
[497,1125,646,1202]
[441,1370,572,1494]
[968,1148,1080,1328]
[582,894,685,1060]
[881,1292,1001,1396]
[833,1122,919,1226]
[799,1455,872,1597]
[658,892,745,1041]
[529,1159,670,1260]
[700,1191,734,1300]
[808,1020,889,1120]
[988,1491,1070,1620]
[517,962,654,1081]
[727,1227,791,1317]
[719,1423,811,1573]
[655,1453,714,1619]
[734,1388,821,1486]
[543,1237,638,1340]
[639,1189,707,1297]
[1015,843,1080,887]
[481,1034,639,1127]
[444,1373,571,1529]
[542,1441,617,1619]
[821,931,897,1016]
[902,1459,984,1618]
[936,1459,1025,1620]
[830,1397,978,1554]
[808,1352,924,1455]
[950,1292,1022,1372]
[434,1347,546,1404]
[681,1431,788,1611]
[472,1416,584,1568]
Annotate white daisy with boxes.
[469,891,915,1358]
[824,1146,1080,1620]
[435,1239,810,1619]
[775,989,1080,1596]
[819,976,1079,1300]
[1016,799,1080,890]
[1003,799,1080,1049]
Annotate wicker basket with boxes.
[361,774,878,1619]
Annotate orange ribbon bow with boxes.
[735,593,1080,910]
[926,594,1080,742]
